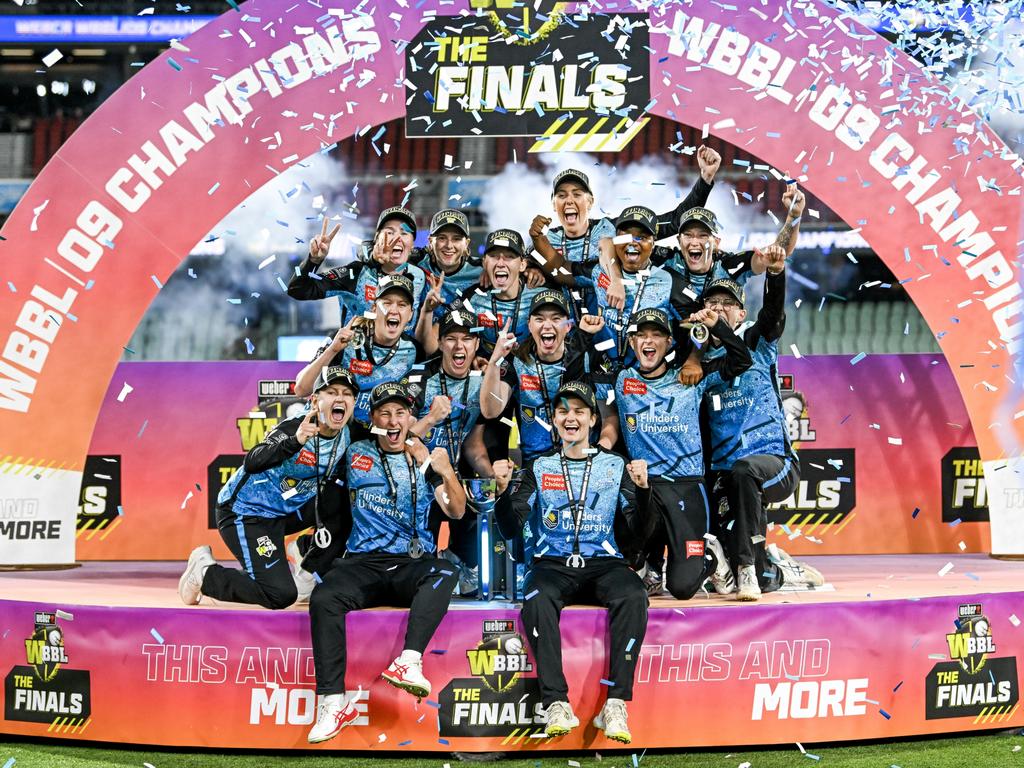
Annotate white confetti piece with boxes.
[55,610,74,621]
[790,343,801,359]
[958,541,967,551]
[180,491,193,509]
[116,383,133,402]
[938,562,954,577]
[888,437,902,445]
[42,49,63,67]
[1010,614,1020,627]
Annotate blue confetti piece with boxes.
[226,0,240,9]
[6,282,15,292]
[426,699,441,709]
[948,518,962,526]
[150,628,165,644]
[850,352,867,365]
[625,638,635,652]
[137,419,149,438]
[805,754,820,761]
[912,507,920,518]
[313,572,322,584]
[151,275,163,289]
[599,678,614,686]
[168,57,182,71]
[117,505,124,516]
[879,708,891,719]
[244,338,255,355]
[208,182,220,195]
[398,740,412,747]
[893,680,903,692]
[3,758,14,768]
[438,738,449,745]
[524,589,539,600]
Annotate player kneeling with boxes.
[494,382,651,744]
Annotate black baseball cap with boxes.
[529,289,570,316]
[615,205,657,236]
[552,168,592,195]
[553,381,598,413]
[629,308,672,335]
[376,206,417,237]
[438,308,479,337]
[677,207,720,236]
[313,366,358,394]
[484,229,526,258]
[369,381,415,411]
[703,278,745,308]
[430,209,470,237]
[376,273,415,301]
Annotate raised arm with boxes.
[294,321,357,397]
[287,215,345,300]
[244,413,314,473]
[479,320,515,419]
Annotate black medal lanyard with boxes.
[376,445,424,558]
[311,428,343,549]
[561,223,591,323]
[560,453,593,568]
[534,357,561,447]
[438,372,471,466]
[489,279,525,343]
[362,333,399,368]
[615,270,652,358]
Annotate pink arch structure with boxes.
[0,0,1021,564]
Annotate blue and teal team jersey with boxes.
[288,259,429,332]
[344,440,443,555]
[589,264,678,357]
[413,251,484,314]
[614,367,711,480]
[326,337,421,429]
[407,358,485,464]
[703,326,792,470]
[544,218,615,318]
[660,251,756,298]
[498,448,641,560]
[459,281,547,355]
[218,416,349,519]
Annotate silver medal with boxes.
[566,553,586,569]
[408,537,425,559]
[690,323,710,346]
[313,527,332,548]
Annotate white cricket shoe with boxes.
[307,693,358,743]
[178,545,215,605]
[593,697,631,743]
[706,535,737,595]
[544,700,580,737]
[382,652,431,699]
[737,564,761,601]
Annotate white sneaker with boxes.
[307,693,358,744]
[737,564,761,601]
[381,652,431,699]
[593,697,631,744]
[287,540,317,604]
[543,700,579,737]
[705,535,736,595]
[178,545,215,605]
[771,547,825,587]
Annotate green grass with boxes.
[2,732,1022,768]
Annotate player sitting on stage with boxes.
[179,367,356,609]
[494,381,651,744]
[306,381,466,744]
[699,249,825,601]
[288,206,434,343]
[294,273,423,440]
[600,308,751,599]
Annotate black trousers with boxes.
[521,557,648,706]
[710,454,800,593]
[309,553,459,695]
[201,505,313,610]
[647,478,712,599]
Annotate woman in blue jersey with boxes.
[411,209,483,312]
[305,381,466,744]
[288,207,432,337]
[494,381,651,744]
[294,272,424,440]
[602,308,751,600]
[479,290,616,462]
[178,366,357,610]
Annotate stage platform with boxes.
[1,555,1022,751]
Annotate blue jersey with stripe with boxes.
[703,327,791,469]
[511,355,567,462]
[416,254,484,311]
[459,282,546,355]
[344,440,441,555]
[218,418,349,519]
[329,338,420,429]
[614,367,715,480]
[590,264,677,358]
[661,252,755,297]
[407,359,485,464]
[519,450,629,560]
